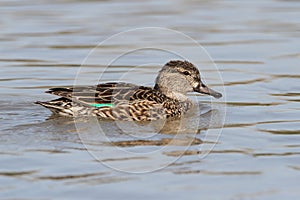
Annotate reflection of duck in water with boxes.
[158,104,224,134]
[36,60,222,121]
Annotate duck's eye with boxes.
[183,71,191,76]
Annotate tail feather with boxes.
[35,98,74,116]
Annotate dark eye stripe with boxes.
[180,71,191,76]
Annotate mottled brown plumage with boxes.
[36,60,222,121]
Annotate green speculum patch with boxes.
[89,103,114,108]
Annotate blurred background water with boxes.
[0,0,300,199]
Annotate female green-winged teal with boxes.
[36,60,222,121]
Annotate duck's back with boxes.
[36,82,186,121]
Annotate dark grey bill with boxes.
[194,84,222,99]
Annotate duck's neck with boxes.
[154,84,190,102]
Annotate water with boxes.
[1,0,300,199]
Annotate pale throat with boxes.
[163,90,190,102]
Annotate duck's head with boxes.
[154,60,222,100]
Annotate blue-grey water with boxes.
[1,0,300,199]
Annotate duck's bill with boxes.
[194,84,222,99]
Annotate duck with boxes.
[36,60,222,121]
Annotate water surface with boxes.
[1,0,300,199]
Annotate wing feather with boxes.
[46,82,166,107]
